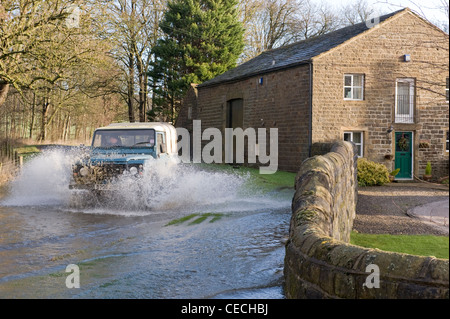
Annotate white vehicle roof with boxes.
[98,122,172,130]
[95,122,178,154]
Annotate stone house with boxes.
[176,8,449,179]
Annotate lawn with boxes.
[196,163,297,192]
[350,231,449,259]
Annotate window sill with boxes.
[394,119,415,124]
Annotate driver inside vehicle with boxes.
[104,135,122,147]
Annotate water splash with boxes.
[97,157,249,211]
[1,148,253,213]
[1,148,76,206]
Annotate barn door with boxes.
[226,99,243,164]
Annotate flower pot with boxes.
[423,175,432,182]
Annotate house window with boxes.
[395,78,415,123]
[344,74,364,100]
[344,131,364,157]
[446,78,449,102]
[446,131,449,153]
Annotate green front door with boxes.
[395,132,413,179]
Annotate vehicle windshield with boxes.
[92,129,156,148]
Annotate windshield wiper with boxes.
[131,142,153,147]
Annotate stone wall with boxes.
[284,141,449,299]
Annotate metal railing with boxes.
[395,94,415,123]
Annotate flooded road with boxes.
[0,149,293,298]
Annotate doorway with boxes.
[225,99,243,164]
[395,132,413,179]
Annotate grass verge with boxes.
[195,163,296,192]
[350,231,449,259]
[165,213,227,226]
[14,145,41,162]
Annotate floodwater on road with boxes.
[0,148,293,299]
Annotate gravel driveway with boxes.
[354,183,449,236]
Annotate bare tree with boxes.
[243,0,298,59]
[440,0,449,16]
[240,0,342,60]
[292,0,341,40]
[341,0,376,25]
[0,0,74,105]
[372,0,449,32]
[102,0,165,122]
[1,0,127,141]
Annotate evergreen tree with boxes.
[148,0,244,122]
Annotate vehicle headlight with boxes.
[80,167,89,177]
[129,167,138,175]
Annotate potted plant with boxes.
[423,161,432,182]
[389,168,400,182]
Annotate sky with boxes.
[369,0,448,21]
[324,0,449,30]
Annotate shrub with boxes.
[425,161,432,176]
[390,168,400,177]
[357,158,390,187]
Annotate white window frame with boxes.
[446,77,449,103]
[446,131,449,153]
[395,78,415,123]
[344,74,364,101]
[344,131,364,157]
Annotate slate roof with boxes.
[199,9,406,87]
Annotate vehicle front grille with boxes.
[96,164,127,179]
[73,163,128,185]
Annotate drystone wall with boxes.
[284,141,449,299]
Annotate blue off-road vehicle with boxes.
[69,122,178,191]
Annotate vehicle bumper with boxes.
[69,183,118,191]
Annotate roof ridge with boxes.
[199,8,409,88]
[261,8,407,56]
